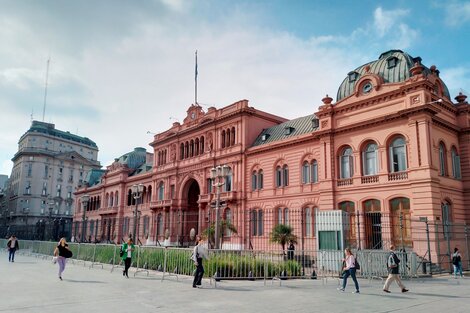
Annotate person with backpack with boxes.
[7,235,19,262]
[452,247,463,278]
[121,237,135,278]
[383,245,408,293]
[191,235,208,288]
[337,247,360,294]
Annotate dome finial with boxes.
[455,92,468,104]
[322,94,333,105]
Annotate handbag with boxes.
[52,256,58,264]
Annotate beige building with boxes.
[7,121,101,227]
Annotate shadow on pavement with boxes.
[63,279,106,284]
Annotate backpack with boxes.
[452,254,461,265]
[355,258,361,270]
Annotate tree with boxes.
[270,224,298,253]
[202,219,238,249]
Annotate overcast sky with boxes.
[1,0,469,175]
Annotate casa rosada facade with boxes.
[73,50,470,258]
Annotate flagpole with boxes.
[195,50,198,105]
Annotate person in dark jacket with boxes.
[383,245,408,293]
[54,237,72,280]
[7,235,19,262]
[287,241,295,260]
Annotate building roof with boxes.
[336,49,451,102]
[114,147,148,170]
[24,121,98,148]
[85,169,106,187]
[251,114,318,147]
[130,163,153,176]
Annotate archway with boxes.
[181,179,200,245]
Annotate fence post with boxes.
[356,211,361,250]
[161,247,168,282]
[445,222,452,273]
[425,218,432,276]
[435,223,441,273]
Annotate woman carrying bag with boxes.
[338,247,360,294]
[54,237,73,281]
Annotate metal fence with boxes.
[2,209,469,276]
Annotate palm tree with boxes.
[202,219,238,248]
[270,224,298,253]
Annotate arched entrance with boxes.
[180,179,200,245]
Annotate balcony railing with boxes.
[150,199,174,208]
[361,175,379,184]
[388,171,408,181]
[337,178,353,187]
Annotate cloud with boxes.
[374,7,410,37]
[443,1,470,27]
[440,66,470,97]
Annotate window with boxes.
[305,207,312,237]
[44,165,49,178]
[25,182,31,195]
[250,209,263,236]
[223,168,232,192]
[157,214,164,236]
[340,147,354,178]
[258,170,264,189]
[115,192,119,206]
[56,184,61,197]
[143,216,150,236]
[311,160,318,183]
[276,166,282,187]
[170,185,175,199]
[283,165,289,186]
[225,208,232,236]
[363,143,378,175]
[451,147,461,179]
[278,208,283,225]
[387,56,398,69]
[258,210,263,236]
[389,137,407,172]
[67,191,72,199]
[221,130,226,148]
[284,208,289,225]
[27,163,32,177]
[439,142,447,176]
[441,201,452,239]
[348,71,359,82]
[42,182,47,196]
[158,182,165,200]
[207,178,213,194]
[302,161,310,184]
[251,171,258,190]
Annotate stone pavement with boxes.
[0,252,469,313]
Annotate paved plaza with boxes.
[0,252,469,313]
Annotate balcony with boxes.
[388,172,408,181]
[361,175,379,184]
[150,199,174,208]
[337,178,353,187]
[198,191,238,203]
[99,206,118,215]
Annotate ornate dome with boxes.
[336,49,450,102]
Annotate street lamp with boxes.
[210,165,230,250]
[131,184,143,242]
[81,195,90,243]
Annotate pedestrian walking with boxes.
[452,247,463,278]
[287,240,295,260]
[337,247,360,293]
[192,235,208,288]
[7,235,19,262]
[54,237,72,280]
[121,238,135,278]
[383,245,409,293]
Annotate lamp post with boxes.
[81,195,90,243]
[210,165,229,250]
[131,184,143,242]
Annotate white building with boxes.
[7,121,101,227]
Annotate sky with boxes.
[1,0,469,176]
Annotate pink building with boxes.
[74,50,469,262]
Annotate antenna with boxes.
[30,107,34,123]
[169,116,180,123]
[42,57,51,122]
[146,131,156,135]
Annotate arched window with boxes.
[200,136,205,154]
[115,191,119,207]
[147,186,152,203]
[305,207,312,237]
[143,216,149,237]
[283,165,289,186]
[451,147,461,179]
[339,201,356,247]
[311,160,318,183]
[390,197,411,247]
[185,141,189,158]
[276,166,282,187]
[190,140,194,157]
[223,167,232,192]
[231,127,235,145]
[127,189,132,206]
[221,130,226,148]
[439,142,447,176]
[226,128,231,147]
[251,171,258,190]
[156,214,163,236]
[158,182,164,200]
[340,147,354,178]
[302,161,310,184]
[441,201,452,239]
[180,143,184,160]
[363,142,378,175]
[251,209,258,236]
[284,208,289,225]
[105,193,109,208]
[277,208,283,225]
[225,208,232,236]
[390,137,407,172]
[258,170,264,189]
[109,192,114,207]
[195,138,200,155]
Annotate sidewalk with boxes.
[0,252,469,313]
